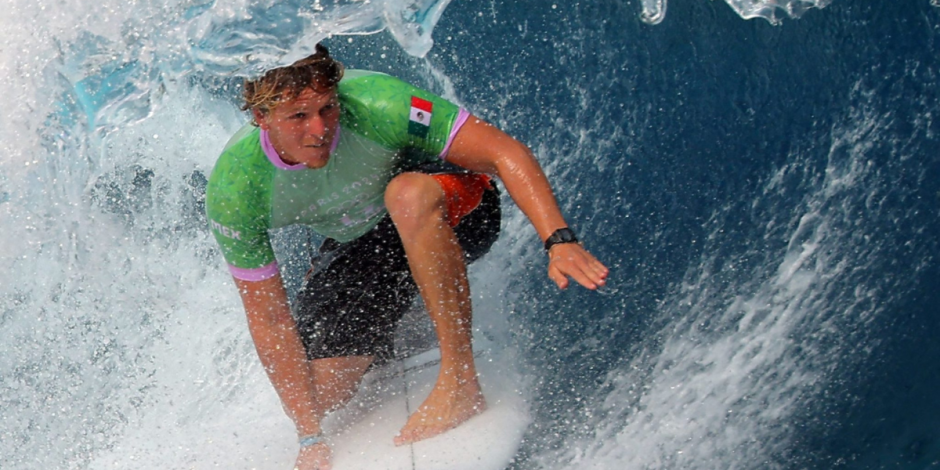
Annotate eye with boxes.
[290,112,307,119]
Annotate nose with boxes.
[303,113,329,141]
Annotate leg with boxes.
[291,231,419,468]
[309,356,375,414]
[384,172,487,445]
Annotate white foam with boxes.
[0,2,532,468]
[640,0,831,25]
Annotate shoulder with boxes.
[338,70,457,114]
[337,70,462,154]
[206,125,271,215]
[338,71,422,118]
[339,70,410,96]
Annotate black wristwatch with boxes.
[544,228,579,251]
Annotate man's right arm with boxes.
[234,274,321,438]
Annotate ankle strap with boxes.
[299,434,324,448]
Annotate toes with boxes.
[396,422,450,446]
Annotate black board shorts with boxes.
[293,181,500,362]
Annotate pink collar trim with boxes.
[260,125,342,170]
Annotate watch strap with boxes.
[544,228,579,251]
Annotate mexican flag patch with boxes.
[408,96,433,138]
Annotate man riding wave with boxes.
[206,44,608,470]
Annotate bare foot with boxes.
[394,377,487,446]
[293,442,332,470]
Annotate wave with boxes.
[3,0,938,469]
[533,80,937,469]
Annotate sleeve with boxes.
[337,73,470,164]
[205,139,279,281]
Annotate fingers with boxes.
[295,442,332,470]
[547,244,609,290]
[548,264,570,289]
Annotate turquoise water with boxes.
[1,0,938,468]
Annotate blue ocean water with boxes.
[1,0,938,468]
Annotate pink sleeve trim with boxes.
[228,261,280,281]
[439,108,471,160]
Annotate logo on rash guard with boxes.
[210,220,242,240]
[408,96,433,138]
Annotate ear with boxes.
[252,108,270,130]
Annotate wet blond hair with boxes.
[242,43,344,115]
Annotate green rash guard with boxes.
[206,70,471,281]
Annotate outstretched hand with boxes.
[547,243,609,290]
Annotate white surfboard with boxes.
[321,336,529,470]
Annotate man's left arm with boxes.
[445,115,609,290]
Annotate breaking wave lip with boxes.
[641,0,831,25]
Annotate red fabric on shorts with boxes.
[431,173,493,227]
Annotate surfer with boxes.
[205,44,608,470]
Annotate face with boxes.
[253,87,341,169]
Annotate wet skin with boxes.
[252,88,341,169]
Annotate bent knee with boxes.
[385,173,447,223]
